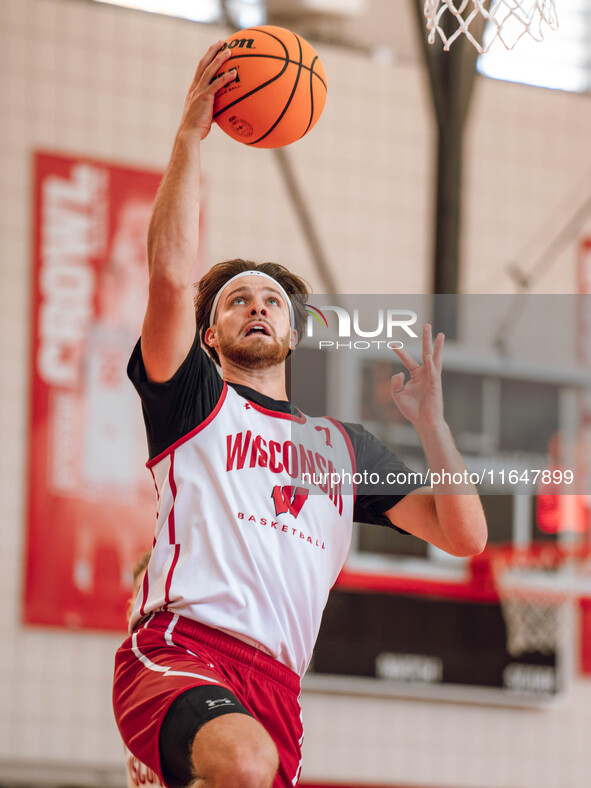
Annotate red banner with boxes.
[24,151,164,631]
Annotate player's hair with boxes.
[131,550,151,585]
[194,259,310,365]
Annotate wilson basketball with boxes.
[212,26,327,149]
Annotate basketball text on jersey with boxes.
[236,511,326,550]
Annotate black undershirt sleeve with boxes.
[340,422,425,533]
[127,330,224,461]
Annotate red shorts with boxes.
[113,612,303,787]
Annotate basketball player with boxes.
[113,41,487,788]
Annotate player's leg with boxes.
[191,714,278,787]
[159,685,279,788]
[113,615,298,787]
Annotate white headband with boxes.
[208,270,295,328]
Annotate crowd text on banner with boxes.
[23,151,206,631]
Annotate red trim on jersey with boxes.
[167,454,177,544]
[162,455,180,608]
[146,383,229,468]
[139,562,150,618]
[326,417,358,500]
[139,469,160,618]
[246,398,307,423]
[148,464,160,503]
[164,543,181,608]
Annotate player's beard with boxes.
[217,324,291,370]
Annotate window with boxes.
[478,0,591,93]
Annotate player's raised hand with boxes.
[178,42,236,140]
[390,324,445,432]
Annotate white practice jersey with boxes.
[131,384,354,676]
[128,334,419,676]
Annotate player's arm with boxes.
[384,325,488,557]
[385,440,487,557]
[141,42,236,383]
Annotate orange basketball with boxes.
[212,26,327,149]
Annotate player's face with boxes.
[210,277,293,369]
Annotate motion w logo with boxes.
[271,486,309,518]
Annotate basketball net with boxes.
[491,545,589,658]
[423,0,558,53]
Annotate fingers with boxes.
[421,324,444,373]
[205,51,235,92]
[432,330,444,373]
[391,371,405,396]
[425,353,437,382]
[191,41,232,90]
[202,51,235,96]
[392,345,420,373]
[422,323,433,362]
[392,324,444,377]
[191,40,224,86]
[211,66,239,92]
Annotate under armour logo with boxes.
[244,402,251,409]
[205,698,235,710]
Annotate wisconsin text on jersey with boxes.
[226,430,344,514]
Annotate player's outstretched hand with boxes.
[178,41,236,140]
[390,324,445,432]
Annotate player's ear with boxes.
[204,326,216,348]
[289,328,298,351]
